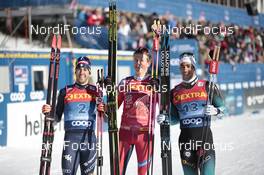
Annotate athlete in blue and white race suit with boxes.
[157,52,225,175]
[42,56,104,175]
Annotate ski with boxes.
[39,34,62,175]
[148,19,161,175]
[96,69,104,175]
[159,28,172,175]
[107,1,120,175]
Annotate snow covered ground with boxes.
[1,110,264,175]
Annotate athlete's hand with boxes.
[150,77,160,89]
[42,104,51,114]
[204,105,218,116]
[157,114,166,124]
[104,76,112,87]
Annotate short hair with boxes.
[133,47,152,61]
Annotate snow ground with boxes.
[0,110,264,175]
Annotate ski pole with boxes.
[96,69,104,175]
[199,45,220,174]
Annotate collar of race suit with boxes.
[182,75,198,88]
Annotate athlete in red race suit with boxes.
[117,47,158,175]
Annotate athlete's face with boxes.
[133,53,151,76]
[180,62,195,81]
[75,67,91,85]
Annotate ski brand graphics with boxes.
[39,34,62,175]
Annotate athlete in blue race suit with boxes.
[157,52,225,175]
[42,56,104,175]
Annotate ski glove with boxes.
[204,105,219,116]
[157,114,166,124]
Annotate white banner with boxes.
[7,101,64,147]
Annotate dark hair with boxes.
[133,47,152,61]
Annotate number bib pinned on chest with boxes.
[172,80,208,128]
[64,85,97,131]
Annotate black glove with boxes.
[104,76,112,87]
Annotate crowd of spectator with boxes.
[76,6,264,64]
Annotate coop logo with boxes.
[247,94,264,106]
[30,91,44,100]
[173,92,207,103]
[65,93,93,102]
[10,92,26,102]
[71,120,92,127]
[182,118,202,125]
[0,93,4,103]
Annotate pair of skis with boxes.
[39,34,61,175]
[96,1,119,175]
[148,20,173,175]
[106,1,120,175]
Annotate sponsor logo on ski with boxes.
[71,120,92,127]
[182,118,202,125]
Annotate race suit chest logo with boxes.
[71,120,93,127]
[182,118,203,125]
[173,92,207,104]
[65,93,93,102]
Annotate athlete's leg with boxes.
[200,149,215,175]
[135,132,152,175]
[119,129,134,175]
[62,132,80,175]
[80,131,97,175]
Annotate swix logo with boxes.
[182,118,202,125]
[174,92,207,103]
[209,61,218,74]
[71,120,92,127]
[65,93,92,101]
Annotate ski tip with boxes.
[51,35,56,48]
[57,35,62,49]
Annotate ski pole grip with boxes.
[209,60,219,74]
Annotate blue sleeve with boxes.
[55,88,66,122]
